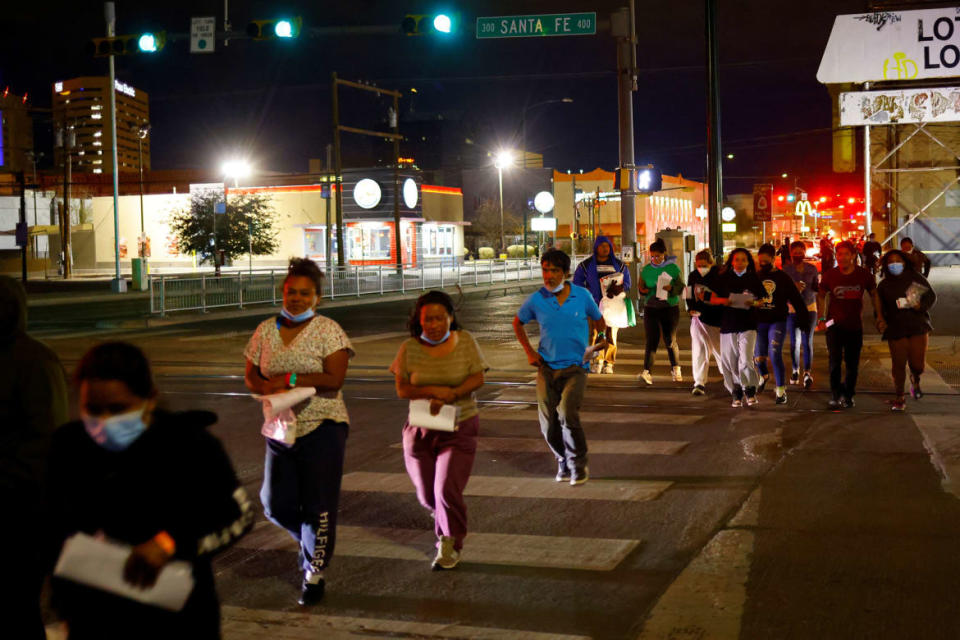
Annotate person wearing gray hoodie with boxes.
[0,276,69,639]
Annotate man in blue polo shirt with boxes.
[512,249,606,486]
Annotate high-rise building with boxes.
[52,76,150,175]
[0,88,35,174]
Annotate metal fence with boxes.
[149,259,550,316]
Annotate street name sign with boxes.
[476,13,596,39]
[191,16,216,53]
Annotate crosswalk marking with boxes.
[342,471,673,502]
[220,606,593,639]
[482,408,701,425]
[390,437,689,455]
[237,522,641,572]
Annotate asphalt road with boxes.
[39,268,960,639]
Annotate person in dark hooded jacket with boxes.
[46,342,254,639]
[573,236,631,374]
[0,276,69,639]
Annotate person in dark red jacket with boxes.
[46,342,254,639]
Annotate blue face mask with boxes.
[734,268,746,277]
[887,262,905,276]
[548,281,565,293]
[83,407,148,452]
[420,330,451,346]
[281,306,316,323]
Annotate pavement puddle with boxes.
[342,471,673,502]
[220,606,593,639]
[238,521,641,572]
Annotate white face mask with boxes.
[697,267,710,276]
[548,281,565,293]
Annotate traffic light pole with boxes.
[331,73,345,267]
[106,2,125,293]
[612,4,638,296]
[705,0,724,258]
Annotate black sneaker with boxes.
[692,384,706,396]
[775,393,787,405]
[298,578,325,606]
[789,371,800,385]
[803,373,813,390]
[911,378,923,400]
[555,461,570,483]
[841,396,855,409]
[828,398,843,409]
[757,376,769,393]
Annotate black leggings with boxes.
[644,305,680,370]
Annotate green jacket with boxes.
[640,262,684,307]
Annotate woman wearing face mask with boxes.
[391,291,488,570]
[707,248,768,407]
[637,239,685,385]
[877,250,937,411]
[685,249,727,396]
[244,257,354,606]
[782,240,819,390]
[754,244,809,405]
[46,342,253,639]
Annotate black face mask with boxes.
[791,256,804,265]
[759,263,773,273]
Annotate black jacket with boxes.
[711,269,768,334]
[878,271,936,341]
[685,267,724,327]
[46,410,254,639]
[756,267,810,326]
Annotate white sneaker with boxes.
[638,370,653,385]
[671,366,682,382]
[431,536,460,570]
[602,362,614,374]
[590,360,602,374]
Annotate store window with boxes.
[348,225,392,260]
[304,227,338,260]
[423,224,455,257]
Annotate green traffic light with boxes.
[433,14,452,33]
[138,33,157,52]
[275,20,293,38]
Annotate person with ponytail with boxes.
[244,257,354,606]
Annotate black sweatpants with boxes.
[643,305,681,370]
[826,326,863,400]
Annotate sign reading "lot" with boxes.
[476,13,596,39]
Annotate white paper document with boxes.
[656,271,673,300]
[728,292,756,309]
[54,533,195,612]
[254,387,316,444]
[408,399,461,432]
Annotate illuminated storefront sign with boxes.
[402,178,418,209]
[114,80,136,97]
[353,178,382,209]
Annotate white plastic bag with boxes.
[599,272,629,328]
[254,387,316,444]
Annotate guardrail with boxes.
[149,259,553,316]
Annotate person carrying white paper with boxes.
[637,239,685,385]
[47,342,253,639]
[391,291,488,570]
[244,258,354,606]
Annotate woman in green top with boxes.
[637,239,685,385]
[390,291,489,570]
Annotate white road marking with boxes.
[482,408,701,425]
[220,606,593,639]
[237,522,640,572]
[389,437,689,455]
[342,471,672,502]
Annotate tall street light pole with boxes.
[612,4,638,297]
[136,124,150,257]
[495,151,514,256]
[705,0,724,257]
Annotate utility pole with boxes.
[106,1,125,292]
[331,72,345,267]
[391,98,403,271]
[705,0,724,257]
[612,3,638,293]
[325,143,333,273]
[17,171,27,283]
[57,122,74,278]
[863,81,873,237]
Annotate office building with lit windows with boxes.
[51,77,150,175]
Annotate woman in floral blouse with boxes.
[244,258,353,606]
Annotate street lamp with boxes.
[220,159,252,276]
[134,124,150,257]
[494,151,514,255]
[521,98,573,169]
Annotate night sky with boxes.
[2,0,869,195]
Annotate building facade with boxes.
[0,89,34,174]
[52,77,150,175]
